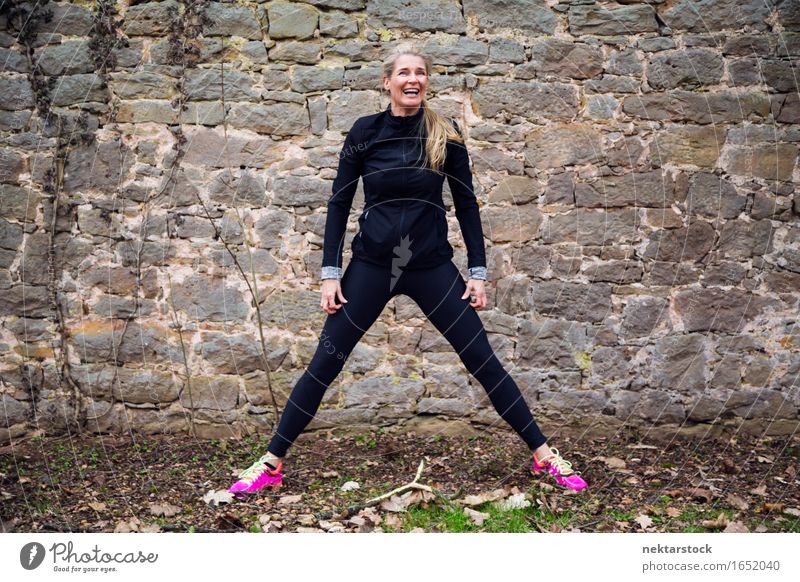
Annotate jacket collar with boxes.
[384,102,425,130]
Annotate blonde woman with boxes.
[229,48,588,495]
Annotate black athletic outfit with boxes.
[266,104,547,458]
[320,102,487,279]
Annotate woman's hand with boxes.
[321,279,348,314]
[461,279,487,310]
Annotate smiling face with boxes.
[383,54,428,116]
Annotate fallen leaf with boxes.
[666,507,681,518]
[758,502,785,514]
[340,481,360,491]
[277,494,302,505]
[701,513,729,529]
[87,502,106,512]
[149,502,181,517]
[322,470,339,478]
[380,489,432,513]
[380,494,409,513]
[461,488,508,506]
[754,524,768,532]
[750,484,768,497]
[113,517,140,533]
[202,489,234,507]
[113,520,134,533]
[756,455,774,464]
[723,521,749,533]
[726,494,749,511]
[296,526,325,533]
[784,508,800,517]
[464,507,490,526]
[139,523,162,533]
[496,493,531,511]
[297,514,316,526]
[409,527,426,533]
[603,457,627,470]
[628,444,658,450]
[721,458,739,474]
[358,507,382,526]
[685,487,714,503]
[347,515,367,527]
[406,489,436,506]
[635,514,653,530]
[383,514,403,529]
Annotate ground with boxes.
[1,425,798,533]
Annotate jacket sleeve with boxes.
[321,119,364,279]
[445,119,487,276]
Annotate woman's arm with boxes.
[321,119,364,280]
[445,119,487,280]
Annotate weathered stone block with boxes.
[464,0,556,34]
[523,124,604,169]
[568,4,658,35]
[673,288,776,333]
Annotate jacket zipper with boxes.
[360,209,369,240]
[400,138,407,241]
[399,202,406,241]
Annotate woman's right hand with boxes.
[320,279,348,314]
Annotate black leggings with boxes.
[266,259,548,457]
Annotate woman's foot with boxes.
[228,452,284,495]
[531,446,588,492]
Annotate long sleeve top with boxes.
[321,103,487,282]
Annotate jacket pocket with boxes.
[359,206,394,261]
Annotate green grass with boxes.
[606,509,636,522]
[776,516,800,532]
[30,497,54,514]
[677,507,736,532]
[383,491,575,532]
[355,434,377,449]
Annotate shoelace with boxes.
[538,447,578,476]
[237,454,276,483]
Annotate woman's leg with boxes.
[402,261,548,451]
[266,260,394,458]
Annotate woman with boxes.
[228,47,588,495]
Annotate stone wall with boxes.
[1,0,798,445]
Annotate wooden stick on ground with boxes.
[314,458,464,522]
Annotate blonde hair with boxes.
[381,45,463,173]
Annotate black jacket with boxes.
[321,103,487,280]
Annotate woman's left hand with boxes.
[462,279,487,310]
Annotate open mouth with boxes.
[403,89,420,96]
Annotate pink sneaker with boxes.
[532,447,588,492]
[228,455,283,495]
